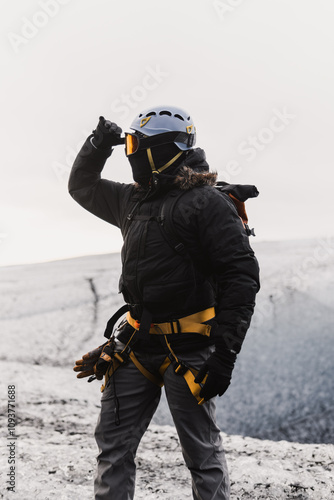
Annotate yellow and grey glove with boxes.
[73,342,108,379]
[93,341,116,380]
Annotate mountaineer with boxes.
[69,105,260,500]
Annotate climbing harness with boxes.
[102,332,208,406]
[101,307,215,406]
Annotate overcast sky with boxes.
[1,0,334,266]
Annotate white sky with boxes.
[1,0,334,266]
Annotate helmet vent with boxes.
[146,111,156,117]
[159,110,172,116]
[174,114,184,121]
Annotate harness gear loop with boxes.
[101,330,136,392]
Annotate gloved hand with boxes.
[73,343,106,379]
[73,340,115,380]
[93,340,116,379]
[92,116,123,150]
[194,338,237,401]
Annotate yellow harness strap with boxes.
[183,367,207,406]
[103,350,207,404]
[101,331,137,392]
[126,307,215,336]
[100,355,123,392]
[162,335,207,405]
[158,356,172,377]
[102,311,212,404]
[129,351,164,387]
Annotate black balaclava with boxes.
[128,143,186,186]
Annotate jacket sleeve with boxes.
[177,186,260,353]
[68,136,133,228]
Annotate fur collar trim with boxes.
[173,166,217,190]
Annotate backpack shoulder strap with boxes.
[121,189,151,239]
[158,181,258,250]
[158,190,188,255]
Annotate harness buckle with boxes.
[114,346,131,364]
[174,361,189,376]
[169,319,181,334]
[134,320,154,330]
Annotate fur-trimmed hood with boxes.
[174,165,217,190]
[173,147,217,190]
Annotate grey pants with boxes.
[94,347,230,500]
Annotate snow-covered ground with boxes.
[0,238,334,498]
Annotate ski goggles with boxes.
[124,131,195,156]
[125,133,141,156]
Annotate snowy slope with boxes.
[1,239,333,443]
[215,238,334,443]
[0,239,334,498]
[0,360,333,499]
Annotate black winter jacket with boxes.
[68,138,260,353]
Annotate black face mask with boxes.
[128,149,153,186]
[128,143,185,186]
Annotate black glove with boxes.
[92,116,123,150]
[194,338,237,401]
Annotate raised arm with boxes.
[68,118,134,228]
